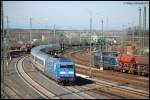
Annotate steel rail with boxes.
[15,57,60,99]
[2,83,24,99]
[63,86,96,99]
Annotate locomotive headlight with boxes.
[113,39,117,43]
[60,72,66,74]
[146,49,149,52]
[68,72,74,74]
[54,64,57,71]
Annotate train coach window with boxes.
[60,65,73,68]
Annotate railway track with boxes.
[70,84,124,99]
[29,51,149,99]
[15,57,60,99]
[30,61,109,99]
[71,75,149,99]
[63,50,149,91]
[65,50,149,79]
[76,65,149,92]
[16,56,95,99]
[2,55,44,99]
[63,85,98,99]
[69,51,91,66]
[63,76,149,99]
[94,80,149,99]
[28,56,110,99]
[2,83,24,99]
[27,56,99,99]
[70,50,149,77]
[12,52,149,99]
[71,51,90,63]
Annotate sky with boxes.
[3,1,149,30]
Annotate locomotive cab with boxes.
[94,52,119,70]
[57,60,76,85]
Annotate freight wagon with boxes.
[94,51,149,76]
[117,53,149,76]
[135,56,149,76]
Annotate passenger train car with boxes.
[31,44,76,85]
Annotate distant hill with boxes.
[7,28,123,32]
[6,28,149,33]
[7,29,51,33]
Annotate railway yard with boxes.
[1,48,149,99]
[63,49,149,91]
[1,28,149,99]
[1,1,149,99]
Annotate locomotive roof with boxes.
[58,57,73,62]
[94,51,118,57]
[47,56,73,63]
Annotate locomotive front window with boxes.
[60,65,73,68]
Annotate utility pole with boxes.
[139,7,141,30]
[5,16,11,73]
[106,16,108,31]
[30,17,32,42]
[143,6,146,48]
[122,25,125,45]
[19,32,20,41]
[138,7,142,49]
[132,23,134,42]
[102,20,104,41]
[143,6,146,32]
[106,17,108,52]
[89,13,92,78]
[1,1,5,98]
[79,32,81,49]
[100,19,104,70]
[101,19,104,50]
[48,27,51,44]
[53,24,56,44]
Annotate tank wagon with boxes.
[94,52,149,76]
[31,44,76,85]
[117,53,149,76]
